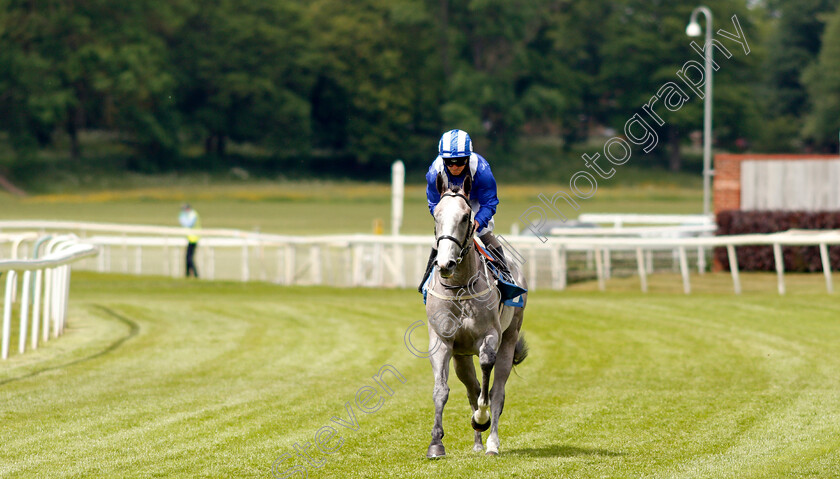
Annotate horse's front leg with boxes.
[453,354,484,452]
[475,330,499,437]
[427,331,452,459]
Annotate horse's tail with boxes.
[512,333,529,366]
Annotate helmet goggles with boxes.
[443,156,469,167]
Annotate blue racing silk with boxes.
[425,153,499,231]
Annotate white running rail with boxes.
[577,213,715,227]
[0,234,99,359]
[0,220,837,295]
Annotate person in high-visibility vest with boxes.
[179,204,201,278]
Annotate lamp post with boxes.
[686,6,713,217]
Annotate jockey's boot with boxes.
[418,247,438,293]
[488,245,514,285]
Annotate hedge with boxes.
[714,210,840,272]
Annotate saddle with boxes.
[422,240,527,308]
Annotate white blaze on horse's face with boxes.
[434,193,471,278]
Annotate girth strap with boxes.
[427,286,492,301]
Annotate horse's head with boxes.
[433,171,474,278]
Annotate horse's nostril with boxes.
[446,260,456,270]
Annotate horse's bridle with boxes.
[435,192,475,265]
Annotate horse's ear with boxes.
[435,171,446,195]
[462,173,472,197]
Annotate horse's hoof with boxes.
[473,444,484,453]
[471,416,491,432]
[426,444,446,459]
[485,450,499,457]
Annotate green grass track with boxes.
[1,272,838,478]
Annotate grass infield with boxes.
[1,272,838,478]
[0,180,701,235]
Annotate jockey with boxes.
[419,129,513,292]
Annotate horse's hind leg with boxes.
[427,335,452,459]
[453,354,484,452]
[486,312,523,456]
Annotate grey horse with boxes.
[424,172,528,458]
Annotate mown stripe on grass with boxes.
[2,274,839,478]
[0,305,139,387]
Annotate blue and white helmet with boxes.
[438,129,473,158]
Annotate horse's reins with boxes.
[430,191,492,298]
[434,192,475,266]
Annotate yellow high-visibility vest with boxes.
[179,209,201,243]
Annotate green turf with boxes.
[1,272,838,478]
[0,180,702,235]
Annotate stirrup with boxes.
[488,263,527,307]
[421,267,435,305]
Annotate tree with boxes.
[306,0,443,170]
[0,1,79,157]
[518,0,612,146]
[436,0,548,150]
[0,0,176,163]
[802,5,840,150]
[759,0,836,150]
[171,0,313,158]
[598,0,759,171]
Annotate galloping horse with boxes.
[424,172,528,458]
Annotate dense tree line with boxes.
[0,0,838,180]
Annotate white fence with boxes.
[1,220,838,295]
[0,234,99,359]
